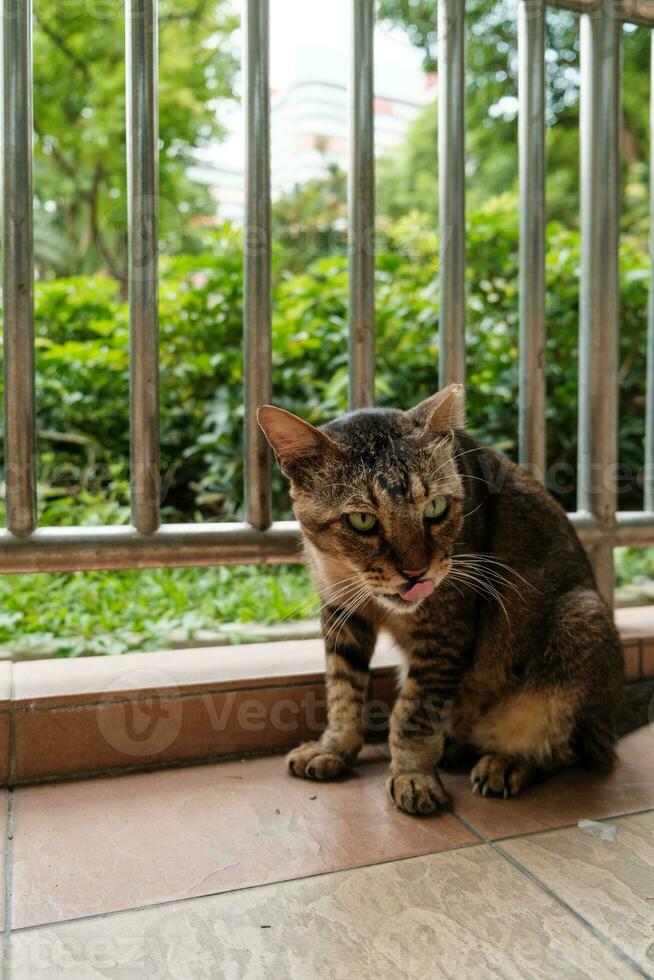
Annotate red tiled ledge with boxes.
[0,606,652,786]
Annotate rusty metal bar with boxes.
[578,4,621,604]
[518,0,546,480]
[438,0,466,387]
[646,31,654,512]
[0,522,302,573]
[2,0,37,536]
[348,0,376,409]
[244,0,273,527]
[126,0,160,534]
[546,1,654,28]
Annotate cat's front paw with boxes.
[386,771,449,816]
[286,741,349,780]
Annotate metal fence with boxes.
[2,0,654,606]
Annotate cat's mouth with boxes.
[377,578,435,608]
[397,579,435,602]
[374,562,452,610]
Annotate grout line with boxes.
[8,837,481,936]
[488,804,654,844]
[10,797,654,961]
[493,843,648,979]
[4,793,15,979]
[3,662,16,978]
[449,803,654,847]
[454,811,648,979]
[7,728,392,790]
[8,743,298,789]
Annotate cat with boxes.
[258,384,649,816]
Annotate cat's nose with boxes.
[402,567,428,580]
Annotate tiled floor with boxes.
[4,727,654,978]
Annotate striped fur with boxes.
[259,388,625,816]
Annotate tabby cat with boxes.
[258,385,645,816]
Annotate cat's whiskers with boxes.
[461,498,485,521]
[320,587,371,637]
[327,586,375,651]
[320,580,372,639]
[458,472,495,488]
[450,559,526,605]
[452,557,522,590]
[430,444,484,481]
[446,567,511,624]
[453,553,535,595]
[322,590,369,649]
[271,574,364,631]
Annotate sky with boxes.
[269,0,424,90]
[204,0,426,177]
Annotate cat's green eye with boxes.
[424,496,449,521]
[347,512,378,533]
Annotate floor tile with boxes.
[502,811,654,975]
[0,792,8,925]
[10,747,475,929]
[10,845,634,980]
[436,726,654,840]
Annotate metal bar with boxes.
[547,1,654,30]
[126,0,160,534]
[438,0,466,387]
[646,31,654,511]
[0,510,641,573]
[0,522,302,573]
[547,0,597,13]
[2,0,37,537]
[244,0,272,527]
[614,511,654,545]
[578,5,621,605]
[613,1,654,28]
[348,0,375,409]
[518,0,546,480]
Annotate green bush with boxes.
[1,198,649,523]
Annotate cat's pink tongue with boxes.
[399,580,435,602]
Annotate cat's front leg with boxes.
[286,603,376,781]
[387,649,468,815]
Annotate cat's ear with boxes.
[257,405,337,473]
[409,384,465,435]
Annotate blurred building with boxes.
[192,36,433,224]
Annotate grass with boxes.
[615,547,654,587]
[0,563,316,657]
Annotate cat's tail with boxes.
[616,679,654,738]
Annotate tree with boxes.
[272,161,348,275]
[377,0,650,223]
[33,0,238,282]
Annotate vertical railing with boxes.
[645,31,654,513]
[518,0,546,480]
[438,0,466,387]
[0,0,651,585]
[577,4,621,604]
[348,0,375,409]
[126,0,160,535]
[243,0,272,529]
[2,0,36,537]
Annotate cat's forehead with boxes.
[319,408,459,502]
[322,407,414,449]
